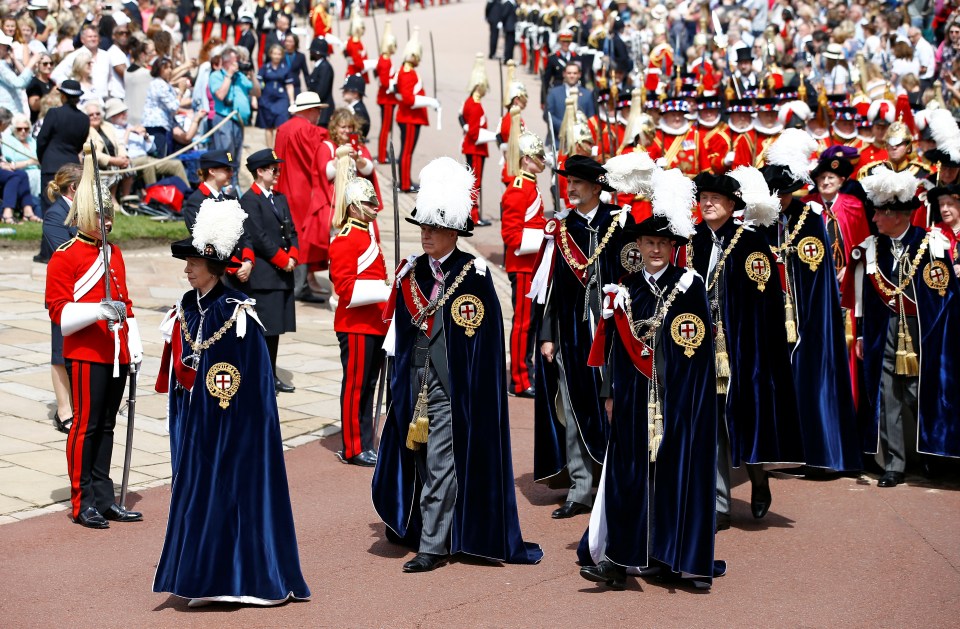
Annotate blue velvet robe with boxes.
[533,204,633,481]
[770,199,861,471]
[854,227,960,458]
[154,282,310,602]
[576,266,718,580]
[691,219,805,466]
[372,250,543,564]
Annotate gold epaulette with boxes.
[338,218,370,237]
[857,159,891,181]
[907,160,931,177]
[513,171,536,187]
[56,237,77,252]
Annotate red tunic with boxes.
[275,116,331,266]
[344,37,369,82]
[501,171,547,273]
[329,218,391,335]
[730,128,758,169]
[702,124,733,174]
[45,234,133,365]
[375,55,395,106]
[853,144,890,179]
[499,111,527,183]
[753,132,779,168]
[648,128,709,177]
[461,95,489,157]
[395,62,428,126]
[587,116,625,160]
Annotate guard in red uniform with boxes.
[500,131,547,396]
[696,95,731,175]
[752,98,783,168]
[726,98,757,169]
[395,28,439,193]
[376,21,398,164]
[648,100,708,177]
[587,89,626,160]
[499,81,529,184]
[329,177,391,466]
[461,54,499,226]
[344,13,374,83]
[45,148,143,529]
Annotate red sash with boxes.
[587,310,654,379]
[557,225,589,286]
[153,319,198,393]
[869,269,918,316]
[400,274,437,336]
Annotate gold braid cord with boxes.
[872,234,930,299]
[408,260,475,326]
[558,217,621,271]
[178,306,246,354]
[707,225,746,393]
[623,282,684,343]
[770,205,811,344]
[873,235,930,377]
[706,225,746,292]
[770,204,811,258]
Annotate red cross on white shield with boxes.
[215,373,232,390]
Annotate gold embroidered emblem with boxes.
[797,236,825,272]
[225,152,232,163]
[620,243,643,273]
[544,218,558,235]
[206,362,241,409]
[745,252,771,291]
[924,260,950,297]
[451,294,484,337]
[671,314,706,358]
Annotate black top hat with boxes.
[623,215,689,245]
[761,164,807,195]
[342,74,366,97]
[59,79,83,97]
[170,238,241,268]
[246,148,284,174]
[925,184,960,223]
[694,173,746,210]
[735,47,753,63]
[200,150,236,170]
[924,148,960,169]
[310,37,329,56]
[556,155,615,192]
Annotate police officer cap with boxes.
[310,38,329,56]
[200,150,236,170]
[246,148,284,174]
[342,74,366,97]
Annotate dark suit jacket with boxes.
[238,30,257,59]
[500,0,517,31]
[239,187,298,291]
[264,29,290,55]
[39,196,78,262]
[286,51,309,94]
[544,84,595,138]
[348,100,371,140]
[36,103,90,175]
[307,59,335,127]
[485,0,501,25]
[541,51,580,105]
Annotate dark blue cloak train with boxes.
[372,250,542,564]
[153,282,310,601]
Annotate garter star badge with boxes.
[924,260,950,296]
[671,314,706,357]
[621,242,643,273]
[745,252,771,291]
[797,236,825,272]
[206,362,241,409]
[452,294,484,337]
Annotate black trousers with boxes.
[489,24,500,59]
[66,360,128,519]
[337,332,385,459]
[503,28,516,62]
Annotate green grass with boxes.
[0,214,188,244]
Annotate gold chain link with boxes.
[770,204,811,258]
[409,260,475,324]
[558,216,621,271]
[873,233,930,298]
[706,225,746,292]
[178,306,244,353]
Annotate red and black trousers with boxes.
[398,123,422,191]
[66,360,128,520]
[337,332,385,459]
[378,103,396,164]
[508,272,536,393]
[464,153,485,223]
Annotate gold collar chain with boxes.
[771,204,811,258]
[178,305,244,354]
[409,260,475,328]
[624,278,684,343]
[558,215,620,271]
[706,225,746,292]
[873,233,930,298]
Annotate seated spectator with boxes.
[142,56,190,158]
[85,99,130,204]
[2,113,41,201]
[106,98,188,187]
[0,163,39,223]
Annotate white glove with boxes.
[714,34,729,49]
[362,58,378,72]
[723,151,735,166]
[126,317,143,365]
[545,152,556,168]
[60,302,102,336]
[413,95,440,110]
[101,300,127,323]
[477,128,498,144]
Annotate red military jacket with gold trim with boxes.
[329,218,391,336]
[501,171,547,274]
[648,127,709,177]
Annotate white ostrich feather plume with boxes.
[603,151,657,196]
[192,198,247,258]
[928,108,960,162]
[765,128,818,183]
[860,166,919,206]
[729,166,780,227]
[651,168,696,238]
[414,157,476,231]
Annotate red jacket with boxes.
[701,124,733,174]
[344,37,369,82]
[275,116,331,265]
[461,95,489,157]
[648,128,709,177]
[587,115,625,159]
[730,128,759,169]
[499,110,526,183]
[395,63,428,126]
[376,55,395,106]
[501,172,547,274]
[45,233,133,364]
[329,218,391,335]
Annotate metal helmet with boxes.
[884,120,912,148]
[344,177,379,209]
[518,131,545,158]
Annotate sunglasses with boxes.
[13,127,29,131]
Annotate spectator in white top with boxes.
[0,33,40,116]
[891,37,921,88]
[908,27,936,89]
[17,16,47,56]
[51,24,111,101]
[104,18,131,100]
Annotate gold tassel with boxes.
[405,391,430,450]
[844,311,854,350]
[784,292,797,344]
[895,320,909,375]
[715,322,730,395]
[903,331,919,377]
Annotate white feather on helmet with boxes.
[928,108,960,163]
[413,157,476,232]
[860,166,919,207]
[729,166,780,227]
[604,151,658,197]
[764,128,819,184]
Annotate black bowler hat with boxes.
[310,38,329,57]
[59,79,83,97]
[761,164,807,195]
[926,184,960,223]
[200,149,236,170]
[735,47,753,63]
[342,73,366,98]
[556,155,614,192]
[694,172,746,210]
[623,215,689,245]
[246,148,284,174]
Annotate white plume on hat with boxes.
[729,166,780,227]
[603,151,658,197]
[414,157,476,231]
[777,100,811,126]
[651,168,696,238]
[860,166,919,207]
[765,128,818,184]
[928,108,960,162]
[192,198,248,259]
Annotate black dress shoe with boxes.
[274,378,296,393]
[751,482,772,519]
[53,412,73,434]
[877,471,905,488]
[77,507,109,529]
[105,503,143,522]
[402,552,448,573]
[579,560,627,590]
[401,184,420,193]
[347,450,378,467]
[551,501,591,519]
[475,219,493,227]
[716,512,731,531]
[297,292,328,304]
[511,386,535,399]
